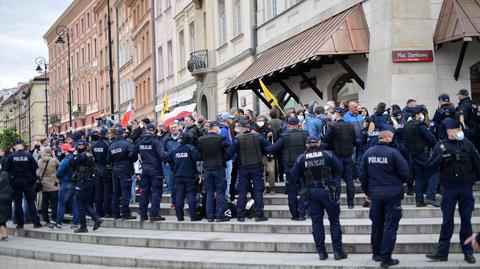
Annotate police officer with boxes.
[457,89,480,151]
[404,106,437,207]
[290,136,347,260]
[92,128,112,218]
[196,121,231,222]
[432,94,456,140]
[228,120,271,222]
[322,107,358,208]
[71,140,102,233]
[426,118,480,264]
[390,109,412,196]
[168,132,200,221]
[130,123,166,222]
[360,130,410,268]
[107,127,138,220]
[5,142,42,229]
[266,117,308,220]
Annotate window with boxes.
[94,78,98,100]
[189,22,195,53]
[165,0,171,9]
[81,48,85,65]
[268,0,278,19]
[88,81,91,102]
[218,0,227,45]
[178,30,185,69]
[94,38,97,57]
[167,40,173,75]
[158,46,163,79]
[87,43,91,61]
[233,0,242,36]
[156,0,162,14]
[81,18,84,33]
[87,13,90,28]
[288,0,302,8]
[203,12,207,48]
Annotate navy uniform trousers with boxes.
[204,168,227,221]
[77,179,101,228]
[285,164,306,219]
[93,164,112,217]
[369,198,402,262]
[236,167,265,218]
[174,176,197,220]
[112,171,133,218]
[139,169,163,219]
[308,186,343,255]
[436,184,474,256]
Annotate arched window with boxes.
[331,73,359,105]
[200,95,208,119]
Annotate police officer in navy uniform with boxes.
[404,106,437,207]
[432,94,456,140]
[92,128,112,218]
[266,117,308,221]
[360,130,410,268]
[71,140,102,233]
[107,127,138,220]
[130,123,166,222]
[322,107,358,208]
[228,120,272,222]
[291,136,347,261]
[168,131,200,221]
[426,118,480,264]
[457,89,480,151]
[5,142,42,229]
[196,121,231,222]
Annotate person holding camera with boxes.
[37,147,60,226]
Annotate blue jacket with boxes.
[168,144,199,178]
[6,150,38,181]
[92,138,110,165]
[360,142,410,200]
[130,133,164,175]
[107,136,137,176]
[427,138,480,186]
[307,116,324,141]
[343,112,364,137]
[219,123,232,145]
[56,154,74,183]
[290,148,343,186]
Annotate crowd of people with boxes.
[0,88,479,268]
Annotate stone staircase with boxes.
[1,182,479,268]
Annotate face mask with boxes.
[419,114,425,122]
[234,128,240,133]
[456,131,465,141]
[298,116,304,121]
[184,122,192,128]
[256,121,265,128]
[139,123,144,129]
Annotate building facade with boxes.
[44,0,101,133]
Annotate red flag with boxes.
[121,103,132,127]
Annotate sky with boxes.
[0,0,73,89]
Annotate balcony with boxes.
[72,104,87,119]
[50,114,61,126]
[187,50,208,75]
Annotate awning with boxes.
[226,4,369,93]
[434,0,480,80]
[433,0,480,45]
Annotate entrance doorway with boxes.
[200,95,209,119]
[471,62,480,104]
[331,73,359,106]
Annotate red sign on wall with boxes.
[392,50,433,62]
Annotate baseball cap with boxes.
[457,89,469,96]
[220,112,234,121]
[306,135,318,144]
[237,120,250,128]
[146,123,156,131]
[60,143,75,152]
[438,94,450,102]
[333,107,345,114]
[209,121,220,127]
[288,117,300,125]
[443,118,461,129]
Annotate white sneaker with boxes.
[50,223,62,230]
[70,224,80,229]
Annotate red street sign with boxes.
[392,50,433,62]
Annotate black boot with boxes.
[334,251,348,260]
[464,254,476,264]
[319,252,328,260]
[380,259,399,268]
[425,253,448,261]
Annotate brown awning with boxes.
[434,0,480,44]
[226,4,369,92]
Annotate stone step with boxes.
[130,203,480,219]
[76,216,480,235]
[1,237,478,269]
[6,226,473,254]
[158,192,480,206]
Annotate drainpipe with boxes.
[251,0,259,114]
[115,3,121,120]
[151,0,158,122]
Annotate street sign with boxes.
[392,50,433,62]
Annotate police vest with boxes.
[72,154,95,181]
[281,130,308,165]
[439,141,473,182]
[404,121,429,154]
[331,121,355,157]
[303,149,333,184]
[236,133,263,169]
[198,133,226,170]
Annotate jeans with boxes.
[174,176,197,220]
[76,180,100,228]
[139,170,163,219]
[56,181,79,225]
[163,163,175,204]
[11,179,41,227]
[41,190,58,223]
[225,160,233,201]
[204,168,227,220]
[370,198,402,262]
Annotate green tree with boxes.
[0,128,18,149]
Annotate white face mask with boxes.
[419,114,425,122]
[298,116,304,121]
[456,130,465,141]
[139,123,144,129]
[256,122,265,128]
